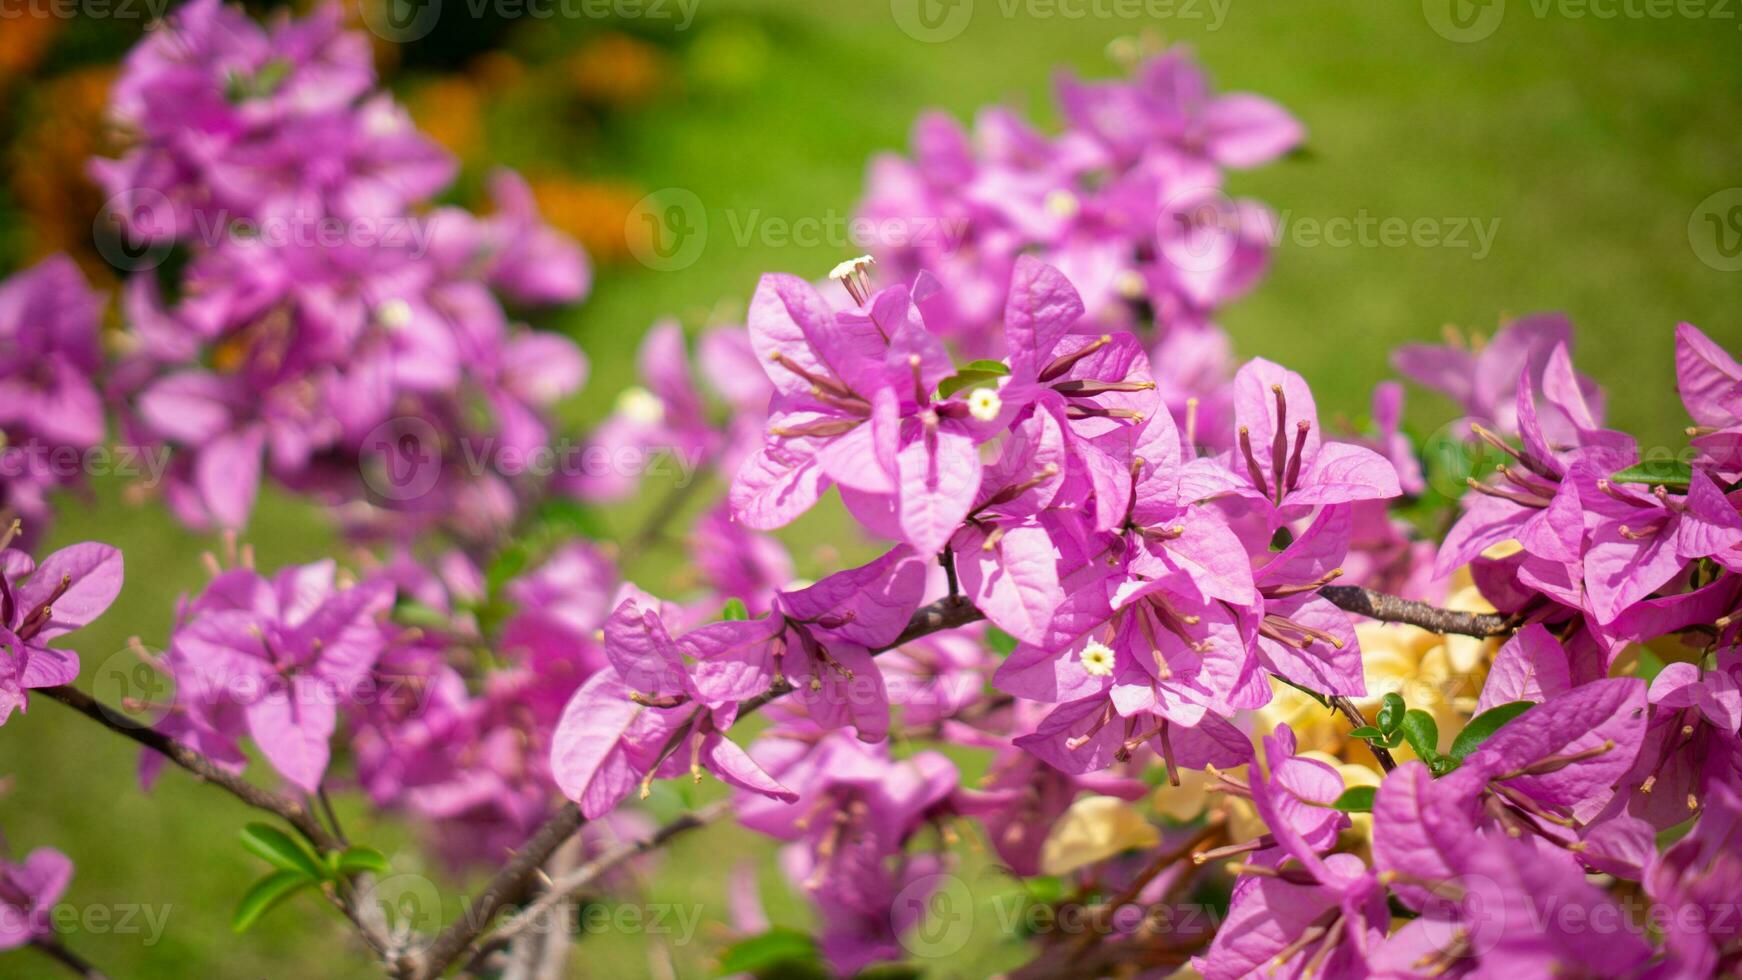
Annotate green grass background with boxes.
[4,0,1741,976]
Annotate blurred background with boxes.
[0,0,1738,975]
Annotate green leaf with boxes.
[528,497,609,540]
[720,598,749,622]
[716,926,821,975]
[240,824,328,881]
[937,369,1007,398]
[335,846,392,878]
[984,627,1018,656]
[1347,726,1384,740]
[1376,692,1406,734]
[232,871,316,933]
[1610,460,1693,489]
[392,600,452,631]
[960,359,1010,375]
[1326,786,1376,813]
[1448,701,1534,760]
[1398,710,1441,762]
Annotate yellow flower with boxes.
[1038,795,1160,876]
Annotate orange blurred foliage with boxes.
[565,33,668,108]
[526,174,643,264]
[10,66,121,281]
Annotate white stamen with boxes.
[1044,189,1080,219]
[967,388,1002,422]
[1079,640,1116,677]
[376,299,414,330]
[829,255,876,282]
[1115,270,1147,299]
[616,386,666,426]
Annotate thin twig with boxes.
[1318,585,1512,638]
[486,801,731,951]
[1331,696,1397,772]
[29,937,110,980]
[38,685,340,851]
[628,473,709,553]
[940,546,960,601]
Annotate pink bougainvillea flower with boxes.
[1054,47,1304,170]
[1644,780,1742,976]
[1198,727,1387,980]
[684,547,930,740]
[730,269,989,555]
[0,542,123,726]
[1581,465,1742,624]
[1605,653,1742,829]
[168,561,392,792]
[1369,760,1654,978]
[0,845,73,950]
[1245,505,1365,697]
[1676,322,1742,478]
[1436,342,1635,579]
[1393,312,1605,444]
[1190,357,1400,527]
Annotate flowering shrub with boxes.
[1,5,1739,980]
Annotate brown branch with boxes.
[38,685,401,962]
[39,684,340,851]
[483,800,731,953]
[29,937,110,980]
[408,596,983,979]
[1317,585,1513,638]
[1331,696,1397,772]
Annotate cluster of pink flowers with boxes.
[97,0,590,544]
[3,7,1741,979]
[0,258,107,549]
[860,46,1302,451]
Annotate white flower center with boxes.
[967,388,1002,422]
[1079,640,1115,677]
[376,299,414,330]
[1045,189,1080,219]
[616,386,666,426]
[1115,270,1147,299]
